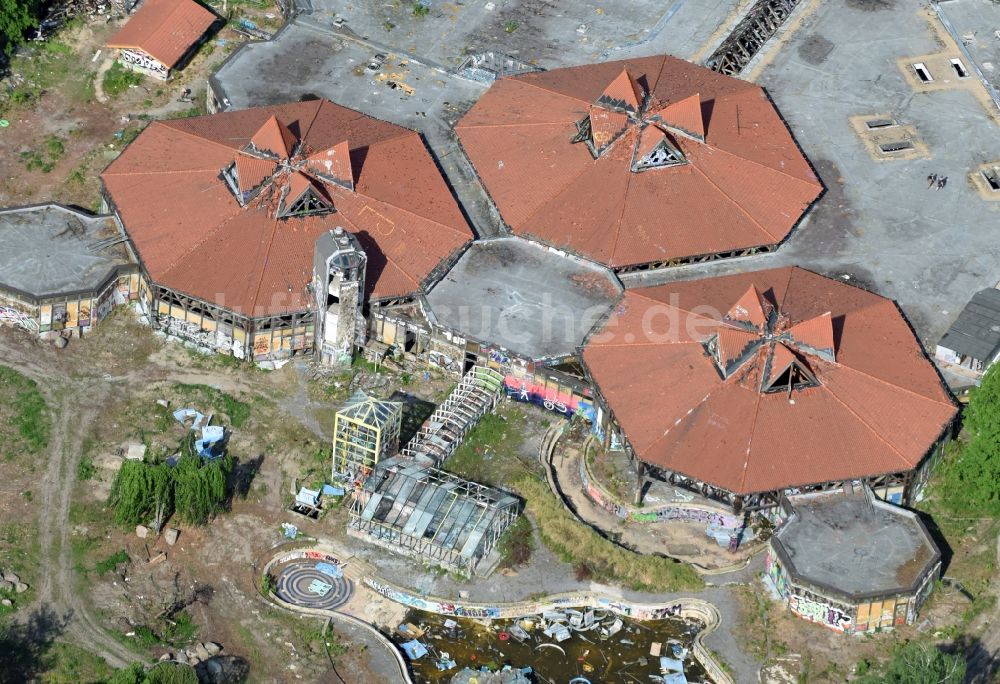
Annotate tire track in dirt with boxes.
[33,377,136,667]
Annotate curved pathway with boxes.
[543,427,761,575]
[261,544,735,684]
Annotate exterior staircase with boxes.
[400,364,505,466]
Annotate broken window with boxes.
[865,118,896,129]
[279,188,333,218]
[571,116,592,144]
[633,139,687,171]
[950,58,969,78]
[221,163,247,206]
[762,360,817,393]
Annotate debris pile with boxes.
[394,608,707,683]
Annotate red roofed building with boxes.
[582,267,956,510]
[457,56,823,271]
[102,100,473,363]
[106,0,218,79]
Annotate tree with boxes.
[0,0,42,57]
[939,363,1000,514]
[172,454,231,525]
[109,461,174,526]
[857,642,966,684]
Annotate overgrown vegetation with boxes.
[94,549,129,576]
[855,641,965,684]
[20,135,66,173]
[0,365,50,461]
[497,515,533,569]
[935,364,1000,514]
[512,475,702,592]
[107,661,199,684]
[102,61,144,98]
[109,451,233,528]
[0,0,43,57]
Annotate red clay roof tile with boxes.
[655,93,704,140]
[103,100,473,318]
[457,55,822,268]
[582,267,956,495]
[106,0,215,69]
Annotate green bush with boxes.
[95,550,129,575]
[937,363,1000,514]
[855,641,965,684]
[103,61,143,97]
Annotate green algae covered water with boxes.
[392,609,711,683]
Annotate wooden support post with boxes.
[634,460,646,506]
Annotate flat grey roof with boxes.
[774,491,939,601]
[0,205,131,300]
[425,237,621,360]
[938,288,1000,362]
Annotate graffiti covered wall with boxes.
[578,455,743,528]
[362,578,686,622]
[788,594,853,632]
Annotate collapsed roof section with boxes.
[457,55,823,269]
[102,100,474,318]
[582,267,957,495]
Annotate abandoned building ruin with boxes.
[766,486,941,634]
[456,56,823,272]
[0,48,961,626]
[0,205,140,338]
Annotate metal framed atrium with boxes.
[349,457,519,576]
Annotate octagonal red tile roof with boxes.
[582,267,956,495]
[102,100,473,318]
[456,56,823,269]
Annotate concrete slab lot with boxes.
[303,0,738,69]
[630,0,1000,360]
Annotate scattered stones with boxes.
[1,599,12,608]
[188,656,201,666]
[165,528,180,546]
[136,525,149,539]
[0,580,13,593]
[195,643,210,661]
[158,653,172,662]
[175,651,188,664]
[204,641,222,656]
[2,571,20,584]
[53,336,68,349]
[14,583,28,594]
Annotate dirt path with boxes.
[93,56,114,104]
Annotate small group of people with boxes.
[927,173,948,189]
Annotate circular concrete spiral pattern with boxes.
[275,560,353,611]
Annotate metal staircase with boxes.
[400,365,505,466]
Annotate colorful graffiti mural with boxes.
[0,306,39,332]
[504,376,595,421]
[364,578,686,622]
[578,457,743,528]
[788,594,852,631]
